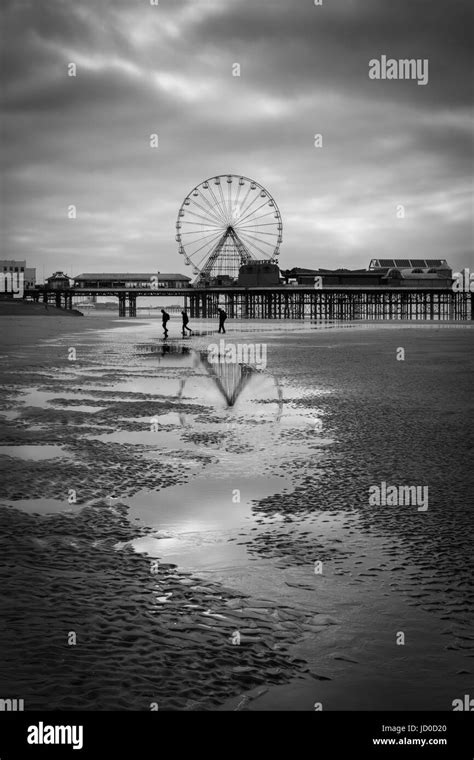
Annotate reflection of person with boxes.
[181,310,192,337]
[217,307,227,334]
[161,309,170,337]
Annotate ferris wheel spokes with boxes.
[183,205,225,227]
[237,198,273,227]
[237,234,271,258]
[195,188,229,225]
[184,230,226,259]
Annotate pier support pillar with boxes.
[128,294,137,317]
[118,294,126,317]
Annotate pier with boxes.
[26,286,473,321]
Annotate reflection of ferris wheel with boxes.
[137,343,285,422]
[176,174,283,283]
[177,353,285,421]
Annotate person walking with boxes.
[217,307,227,334]
[181,310,192,337]
[161,309,170,338]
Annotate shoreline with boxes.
[0,300,84,317]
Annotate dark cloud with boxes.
[188,0,473,105]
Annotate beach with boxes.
[0,315,473,711]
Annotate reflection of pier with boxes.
[26,286,473,321]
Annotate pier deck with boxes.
[26,286,473,321]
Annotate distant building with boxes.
[74,273,191,289]
[237,261,280,287]
[0,259,36,295]
[24,268,36,289]
[46,271,71,290]
[0,260,36,287]
[1,259,26,274]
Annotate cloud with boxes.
[2,0,472,278]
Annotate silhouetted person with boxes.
[181,310,192,337]
[217,307,227,333]
[161,309,170,337]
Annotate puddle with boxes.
[0,445,74,461]
[118,474,287,569]
[278,412,326,429]
[17,388,63,408]
[18,387,105,410]
[126,474,284,531]
[90,429,193,448]
[125,531,249,571]
[117,412,183,426]
[52,405,102,414]
[112,377,189,399]
[1,497,84,515]
[0,410,21,421]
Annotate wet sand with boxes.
[0,316,473,710]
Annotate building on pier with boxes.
[26,270,471,322]
[73,273,191,289]
[282,260,453,290]
[45,271,71,290]
[368,258,450,270]
[237,261,280,287]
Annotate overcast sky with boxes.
[3,0,473,279]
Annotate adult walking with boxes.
[161,309,170,338]
[217,307,227,334]
[181,310,192,337]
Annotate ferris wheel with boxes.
[176,174,283,282]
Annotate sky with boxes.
[2,0,473,281]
